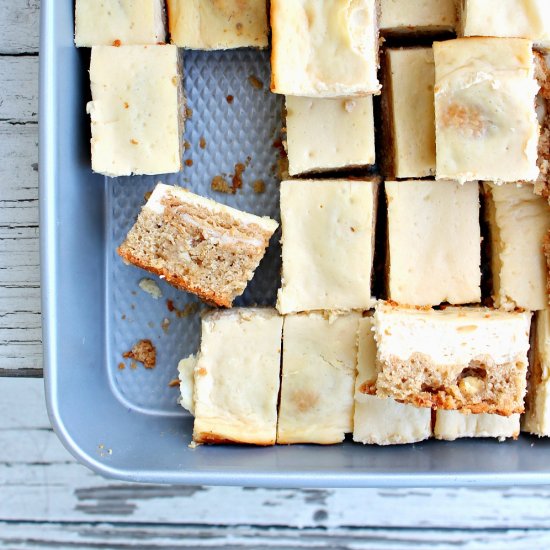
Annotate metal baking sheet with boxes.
[41,0,550,486]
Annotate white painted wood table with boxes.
[2,2,550,548]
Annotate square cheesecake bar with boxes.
[285,96,375,176]
[385,180,481,307]
[277,312,359,444]
[373,303,532,415]
[276,179,378,314]
[434,411,520,441]
[192,309,283,445]
[75,0,166,47]
[433,38,540,184]
[354,316,432,445]
[270,0,380,97]
[523,310,550,436]
[460,0,550,50]
[380,0,457,36]
[382,48,436,179]
[167,0,268,49]
[118,183,278,307]
[484,183,550,312]
[87,45,183,176]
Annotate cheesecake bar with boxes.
[285,96,375,176]
[382,48,436,178]
[484,183,550,312]
[434,411,520,441]
[433,38,540,184]
[75,0,166,47]
[167,0,268,49]
[276,179,378,314]
[523,310,550,436]
[385,180,481,307]
[380,0,457,36]
[373,303,532,415]
[87,45,183,176]
[192,309,283,445]
[270,0,380,97]
[353,316,432,445]
[177,354,196,414]
[277,313,359,444]
[118,183,278,307]
[534,52,550,200]
[460,0,550,50]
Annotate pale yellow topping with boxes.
[75,0,166,47]
[193,309,283,445]
[386,180,481,306]
[484,183,550,312]
[461,0,550,49]
[271,0,380,97]
[380,0,457,33]
[434,38,540,183]
[277,312,359,444]
[285,96,375,175]
[87,45,181,177]
[167,0,268,49]
[387,48,436,178]
[277,179,377,314]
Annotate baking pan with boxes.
[40,0,550,487]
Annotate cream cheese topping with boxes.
[277,179,377,314]
[271,0,380,97]
[386,179,481,306]
[386,48,436,178]
[192,309,283,445]
[277,312,359,445]
[75,0,166,47]
[374,303,532,366]
[435,410,520,441]
[461,0,550,49]
[434,38,540,184]
[167,0,268,49]
[87,45,182,177]
[285,96,375,175]
[484,183,550,312]
[145,182,279,236]
[380,0,457,33]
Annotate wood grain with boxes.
[2,378,550,538]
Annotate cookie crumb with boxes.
[118,362,125,370]
[139,278,162,299]
[168,378,180,388]
[199,137,206,149]
[211,175,233,194]
[161,317,171,333]
[123,339,157,369]
[253,179,265,194]
[226,94,234,104]
[248,75,263,90]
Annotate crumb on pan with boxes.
[139,278,163,299]
[123,339,157,369]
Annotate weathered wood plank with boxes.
[0,55,38,122]
[0,116,41,371]
[0,0,40,54]
[2,378,550,534]
[2,523,550,550]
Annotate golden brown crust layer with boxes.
[376,352,527,416]
[193,431,275,446]
[117,246,230,307]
